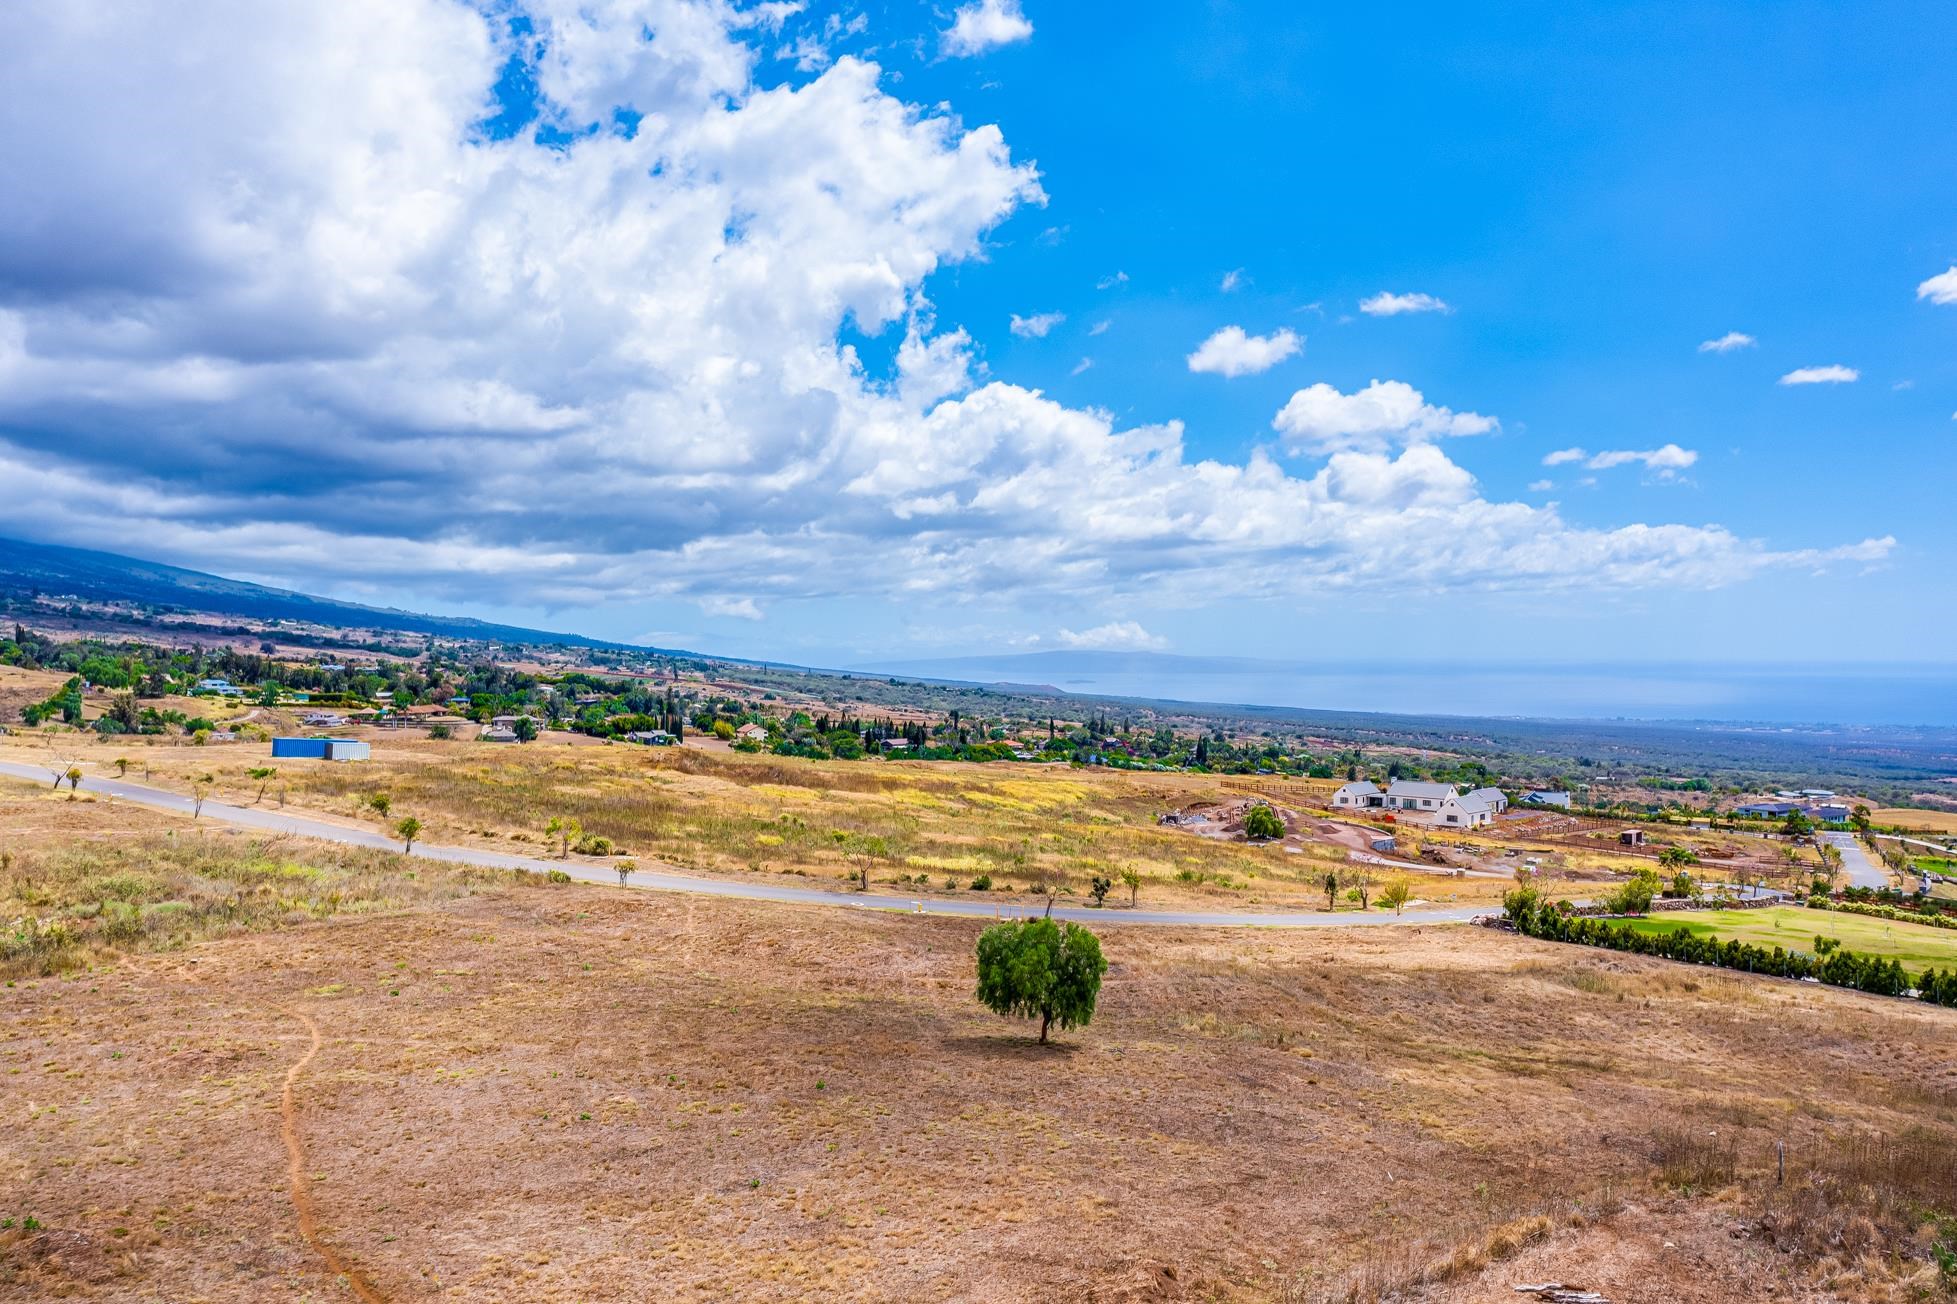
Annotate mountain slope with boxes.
[0,536,642,651]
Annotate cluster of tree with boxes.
[1502,885,1946,1004]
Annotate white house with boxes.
[1333,780,1510,827]
[735,722,769,742]
[1522,790,1572,809]
[1434,790,1499,828]
[1383,780,1456,813]
[1332,780,1381,809]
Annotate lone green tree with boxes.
[512,716,539,743]
[247,766,277,804]
[1378,878,1412,915]
[395,816,422,853]
[1244,804,1283,840]
[974,916,1108,1045]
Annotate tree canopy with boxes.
[974,916,1107,1044]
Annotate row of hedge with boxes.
[1503,889,1955,1007]
[1811,898,1957,932]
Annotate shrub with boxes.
[968,873,992,892]
[1601,868,1661,916]
[974,916,1108,1044]
[546,869,572,884]
[574,834,615,856]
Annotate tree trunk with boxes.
[1039,1010,1051,1045]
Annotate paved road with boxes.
[0,760,1488,930]
[1822,831,1890,892]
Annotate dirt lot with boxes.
[5,813,1957,1301]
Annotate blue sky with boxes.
[1,0,1952,677]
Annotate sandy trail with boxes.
[279,1006,388,1304]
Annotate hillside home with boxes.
[1332,780,1381,809]
[1434,790,1500,828]
[1383,780,1457,813]
[735,722,769,742]
[1522,790,1572,809]
[624,730,676,746]
[479,726,518,743]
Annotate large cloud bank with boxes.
[0,1,1889,618]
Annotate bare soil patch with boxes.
[5,872,1956,1301]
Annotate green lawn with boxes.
[1622,906,1957,972]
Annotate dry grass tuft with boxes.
[1289,1212,1555,1303]
[1,832,534,977]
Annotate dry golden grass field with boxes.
[0,731,1562,915]
[5,781,1957,1301]
[1873,807,1957,835]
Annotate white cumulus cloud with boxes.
[1057,621,1166,651]
[1273,380,1494,455]
[1186,326,1302,377]
[1586,444,1698,478]
[1220,268,1246,292]
[0,0,1895,618]
[942,0,1032,57]
[1359,291,1449,317]
[700,595,764,620]
[1698,331,1756,353]
[1009,311,1064,338]
[1780,365,1859,385]
[1917,266,1957,306]
[1546,445,1698,478]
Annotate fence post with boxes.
[1776,1139,1785,1185]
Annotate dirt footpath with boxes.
[4,886,1952,1301]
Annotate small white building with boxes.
[1464,787,1509,815]
[1332,780,1381,809]
[1522,790,1572,809]
[479,725,518,743]
[1434,790,1499,828]
[735,722,769,742]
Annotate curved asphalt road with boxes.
[1822,830,1893,892]
[0,760,1487,930]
